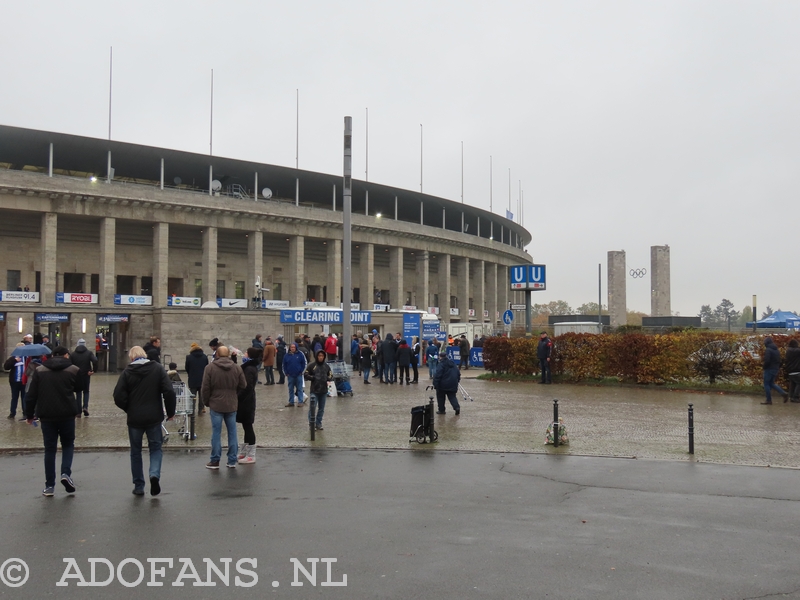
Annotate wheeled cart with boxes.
[409,398,438,444]
[329,360,354,396]
[163,382,196,443]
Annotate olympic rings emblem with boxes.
[629,268,647,279]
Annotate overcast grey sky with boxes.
[2,1,798,316]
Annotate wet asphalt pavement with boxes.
[2,371,800,598]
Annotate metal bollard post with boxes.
[553,399,559,448]
[688,403,694,455]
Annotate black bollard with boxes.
[553,399,559,448]
[688,403,694,455]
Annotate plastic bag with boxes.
[545,417,569,445]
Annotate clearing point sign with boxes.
[509,264,546,291]
[280,310,372,325]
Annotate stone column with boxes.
[389,247,403,308]
[153,222,169,306]
[486,262,498,327]
[289,235,305,306]
[248,231,263,305]
[360,244,374,309]
[650,245,671,317]
[202,227,218,303]
[327,239,342,307]
[473,259,485,324]
[498,265,508,321]
[608,250,627,327]
[99,217,116,306]
[457,257,470,321]
[415,251,430,311]
[438,254,451,325]
[41,213,57,307]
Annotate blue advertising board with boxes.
[280,310,372,324]
[422,320,441,340]
[97,314,130,323]
[403,313,420,341]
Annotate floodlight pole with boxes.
[343,117,353,345]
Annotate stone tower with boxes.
[607,250,627,328]
[650,245,671,317]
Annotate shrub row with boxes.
[482,332,800,387]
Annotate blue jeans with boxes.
[9,381,25,416]
[76,373,91,411]
[763,369,786,403]
[286,374,304,404]
[387,361,397,382]
[40,419,75,488]
[309,392,327,427]
[209,410,238,465]
[363,367,370,383]
[427,359,437,379]
[128,423,163,490]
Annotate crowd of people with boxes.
[4,328,487,498]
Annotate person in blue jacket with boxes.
[433,350,461,415]
[282,343,307,407]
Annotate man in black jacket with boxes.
[433,350,461,415]
[184,342,209,415]
[25,346,82,497]
[458,335,471,370]
[71,338,98,417]
[537,331,553,384]
[785,339,800,402]
[275,335,287,384]
[113,346,176,496]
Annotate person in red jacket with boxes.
[324,334,338,361]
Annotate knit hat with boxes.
[190,342,201,351]
[77,338,86,346]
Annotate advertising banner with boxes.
[167,296,201,307]
[422,320,441,340]
[262,300,290,309]
[114,295,152,305]
[280,310,372,324]
[0,291,39,302]
[373,304,390,311]
[34,313,70,323]
[217,298,248,308]
[56,293,98,304]
[97,314,130,323]
[403,313,420,341]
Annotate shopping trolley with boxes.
[162,382,196,442]
[409,397,438,444]
[328,360,354,396]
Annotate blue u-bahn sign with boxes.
[510,264,546,291]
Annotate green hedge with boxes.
[483,332,800,387]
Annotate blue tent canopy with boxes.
[745,310,800,329]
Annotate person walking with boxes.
[275,335,287,384]
[184,342,209,415]
[201,346,246,469]
[433,350,461,416]
[396,339,413,384]
[537,331,553,384]
[761,336,788,405]
[113,346,176,496]
[24,346,82,496]
[360,342,374,384]
[70,338,98,417]
[784,339,800,402]
[5,347,26,419]
[283,342,307,407]
[305,350,332,431]
[237,348,260,464]
[262,337,276,385]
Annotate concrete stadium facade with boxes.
[0,125,532,368]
